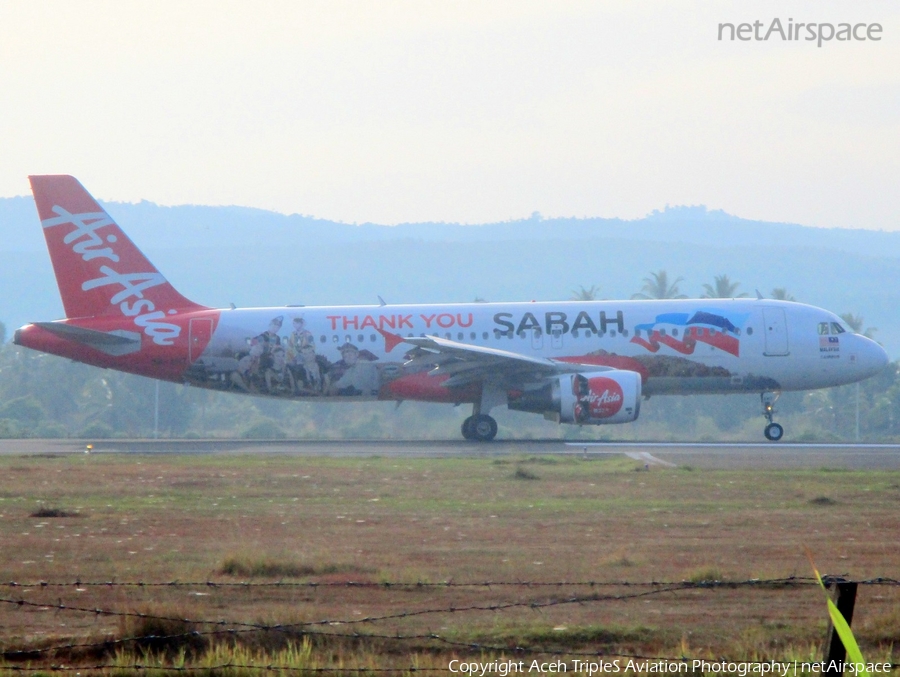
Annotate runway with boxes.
[2,438,900,469]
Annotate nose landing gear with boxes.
[764,422,784,441]
[761,391,784,441]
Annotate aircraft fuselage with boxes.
[15,298,887,403]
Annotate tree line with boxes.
[574,271,795,303]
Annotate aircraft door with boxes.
[189,318,214,362]
[762,308,789,356]
[551,328,564,350]
[531,328,543,351]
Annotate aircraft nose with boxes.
[858,336,889,377]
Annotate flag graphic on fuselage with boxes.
[630,310,749,357]
[820,335,840,353]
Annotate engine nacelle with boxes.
[508,370,642,425]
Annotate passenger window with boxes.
[818,322,830,335]
[671,328,678,337]
[573,330,580,338]
[746,327,753,336]
[482,332,488,340]
[831,322,846,334]
[320,335,326,343]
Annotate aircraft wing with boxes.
[402,335,610,388]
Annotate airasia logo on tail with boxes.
[583,376,624,418]
[43,206,182,346]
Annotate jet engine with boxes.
[508,370,642,425]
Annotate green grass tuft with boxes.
[29,506,80,518]
[219,555,372,578]
[512,466,540,480]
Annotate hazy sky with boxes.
[1,1,897,228]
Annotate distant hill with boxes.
[3,197,898,356]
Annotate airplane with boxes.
[13,175,889,442]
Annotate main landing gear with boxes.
[461,414,498,442]
[462,385,504,442]
[761,391,784,441]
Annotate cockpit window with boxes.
[819,321,847,335]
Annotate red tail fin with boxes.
[29,175,206,321]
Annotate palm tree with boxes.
[570,285,601,301]
[770,288,796,302]
[839,313,877,339]
[701,274,747,299]
[632,270,687,300]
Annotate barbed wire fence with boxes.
[0,576,897,673]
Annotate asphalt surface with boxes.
[2,438,900,469]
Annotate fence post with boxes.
[822,579,859,675]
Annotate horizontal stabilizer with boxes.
[33,322,142,356]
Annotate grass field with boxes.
[0,449,898,674]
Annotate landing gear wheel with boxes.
[472,414,498,442]
[760,391,782,442]
[461,416,476,440]
[764,422,784,441]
